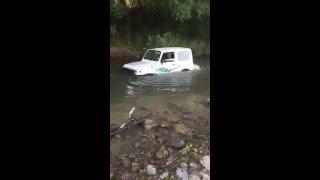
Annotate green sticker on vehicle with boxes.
[157,67,170,72]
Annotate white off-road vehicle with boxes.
[122,47,200,76]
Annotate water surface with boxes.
[110,55,210,125]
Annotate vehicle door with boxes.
[158,52,177,73]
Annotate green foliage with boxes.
[110,0,209,23]
[145,32,208,56]
[110,3,127,21]
[193,1,210,19]
[170,0,193,22]
[143,0,171,11]
[110,0,210,56]
[110,26,121,44]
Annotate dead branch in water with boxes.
[110,113,152,136]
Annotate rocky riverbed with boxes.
[110,96,210,180]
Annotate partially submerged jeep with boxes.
[122,47,199,76]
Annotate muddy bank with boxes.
[110,47,131,61]
[110,96,211,180]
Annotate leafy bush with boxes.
[146,32,208,56]
[110,0,210,56]
[110,3,127,21]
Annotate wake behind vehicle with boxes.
[122,47,200,76]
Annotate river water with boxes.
[110,55,210,126]
[109,54,211,179]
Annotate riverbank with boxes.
[110,47,129,60]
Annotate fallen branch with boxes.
[110,113,152,136]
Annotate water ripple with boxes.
[126,71,195,94]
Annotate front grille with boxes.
[123,68,136,75]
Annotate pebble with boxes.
[199,170,210,180]
[176,167,188,180]
[200,155,210,170]
[199,149,204,154]
[157,137,165,144]
[155,146,168,159]
[159,171,169,179]
[189,174,201,180]
[201,173,210,180]
[128,153,135,159]
[169,136,185,150]
[174,123,189,134]
[160,121,170,128]
[115,134,121,139]
[144,119,159,130]
[131,162,139,172]
[121,157,130,168]
[146,152,152,158]
[146,165,157,176]
[120,172,130,180]
[166,156,175,165]
[189,162,198,169]
[181,114,197,120]
[166,115,179,123]
[181,162,188,168]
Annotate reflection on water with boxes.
[126,70,196,95]
[110,55,210,125]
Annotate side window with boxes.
[177,51,190,61]
[161,52,175,63]
[161,52,175,60]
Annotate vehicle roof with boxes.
[150,47,191,52]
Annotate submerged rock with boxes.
[200,155,210,171]
[176,167,188,180]
[144,119,159,130]
[146,165,157,176]
[169,136,185,150]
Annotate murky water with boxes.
[110,55,210,126]
[109,55,211,180]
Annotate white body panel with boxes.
[122,47,198,76]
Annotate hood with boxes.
[123,60,157,70]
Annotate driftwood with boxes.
[110,113,152,136]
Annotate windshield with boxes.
[143,50,161,61]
